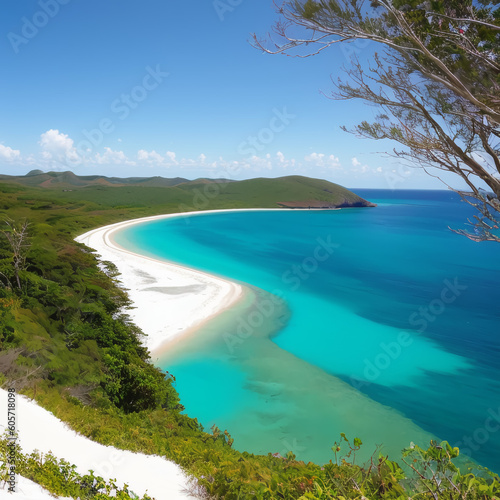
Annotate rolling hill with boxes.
[0,171,375,209]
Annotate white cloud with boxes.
[23,154,36,166]
[165,151,177,164]
[0,144,21,162]
[137,149,164,163]
[350,156,372,176]
[94,147,133,165]
[249,155,272,170]
[328,155,341,168]
[305,152,325,163]
[305,152,340,169]
[39,129,79,163]
[137,149,149,161]
[1,131,392,183]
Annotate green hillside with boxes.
[1,176,494,499]
[0,170,219,189]
[0,172,375,215]
[193,175,375,207]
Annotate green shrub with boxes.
[1,187,499,499]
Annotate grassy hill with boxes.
[2,175,493,499]
[202,176,375,208]
[0,172,375,215]
[0,170,225,189]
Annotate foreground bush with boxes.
[2,430,499,499]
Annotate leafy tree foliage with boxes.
[254,0,500,241]
[0,212,176,414]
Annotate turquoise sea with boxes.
[114,190,500,472]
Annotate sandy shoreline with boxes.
[75,209,262,357]
[0,209,272,499]
[1,210,274,499]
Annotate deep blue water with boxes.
[115,190,500,471]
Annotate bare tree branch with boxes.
[254,0,500,242]
[1,218,32,290]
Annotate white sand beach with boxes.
[75,210,248,357]
[0,389,192,499]
[0,210,253,499]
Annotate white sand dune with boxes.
[0,389,192,499]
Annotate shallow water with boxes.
[115,190,500,471]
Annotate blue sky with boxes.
[0,0,460,189]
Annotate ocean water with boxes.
[114,190,500,471]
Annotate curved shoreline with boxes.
[76,209,287,356]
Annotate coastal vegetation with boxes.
[254,0,500,242]
[0,175,499,498]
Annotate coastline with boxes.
[76,207,439,466]
[75,209,287,356]
[30,206,466,470]
[7,209,285,499]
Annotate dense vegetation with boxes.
[0,176,499,498]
